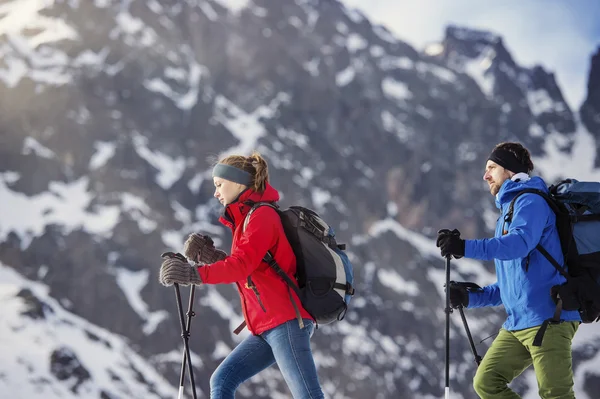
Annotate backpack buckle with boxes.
[346,283,355,296]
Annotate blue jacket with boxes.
[464,176,580,331]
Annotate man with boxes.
[436,142,580,399]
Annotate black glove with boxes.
[446,281,482,308]
[447,282,469,308]
[183,233,227,264]
[159,252,202,287]
[436,229,465,259]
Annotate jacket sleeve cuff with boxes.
[464,239,475,259]
[197,265,208,283]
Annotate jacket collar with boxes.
[219,182,280,229]
[495,175,548,209]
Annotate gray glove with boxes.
[183,233,227,264]
[159,252,202,287]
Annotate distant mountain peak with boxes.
[446,25,502,46]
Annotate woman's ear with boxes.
[236,183,248,195]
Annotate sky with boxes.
[341,0,600,111]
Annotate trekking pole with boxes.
[457,306,482,365]
[439,228,460,399]
[174,283,198,399]
[448,282,483,366]
[444,255,452,399]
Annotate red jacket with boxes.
[197,182,313,335]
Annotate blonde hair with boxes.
[217,151,269,192]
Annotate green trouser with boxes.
[473,321,579,399]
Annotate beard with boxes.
[489,181,502,195]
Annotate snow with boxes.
[112,267,168,335]
[424,43,444,56]
[199,1,219,20]
[417,62,457,83]
[170,200,192,225]
[343,6,365,24]
[214,92,290,157]
[346,33,368,52]
[143,52,207,110]
[336,22,349,34]
[22,136,55,158]
[88,141,116,171]
[533,119,600,184]
[1,1,599,397]
[288,15,303,29]
[377,269,419,296]
[527,88,567,116]
[132,132,186,189]
[381,110,412,142]
[0,177,120,248]
[276,127,309,149]
[370,45,385,57]
[379,55,414,70]
[382,77,412,100]
[213,0,251,14]
[1,171,20,184]
[0,262,179,399]
[311,187,332,211]
[373,25,396,43]
[187,170,210,194]
[341,324,377,355]
[336,66,355,86]
[199,286,246,340]
[451,27,500,43]
[462,47,496,97]
[147,0,163,14]
[212,341,232,359]
[366,218,497,285]
[0,0,78,46]
[528,123,545,138]
[112,8,157,47]
[161,230,186,254]
[115,11,144,35]
[303,57,320,76]
[0,0,77,88]
[120,192,158,233]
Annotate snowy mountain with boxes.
[0,0,599,398]
[0,264,178,399]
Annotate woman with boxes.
[159,152,324,399]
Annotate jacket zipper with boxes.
[237,281,254,332]
[246,276,267,312]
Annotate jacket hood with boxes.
[495,175,549,208]
[220,181,280,228]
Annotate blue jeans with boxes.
[210,319,324,399]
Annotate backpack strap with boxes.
[507,190,574,346]
[239,202,306,330]
[264,252,304,329]
[243,202,278,231]
[533,298,563,347]
[233,203,277,335]
[506,189,560,224]
[531,243,569,346]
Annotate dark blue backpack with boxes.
[243,203,355,327]
[507,179,600,344]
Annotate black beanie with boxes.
[487,148,529,174]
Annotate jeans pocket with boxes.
[303,319,315,337]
